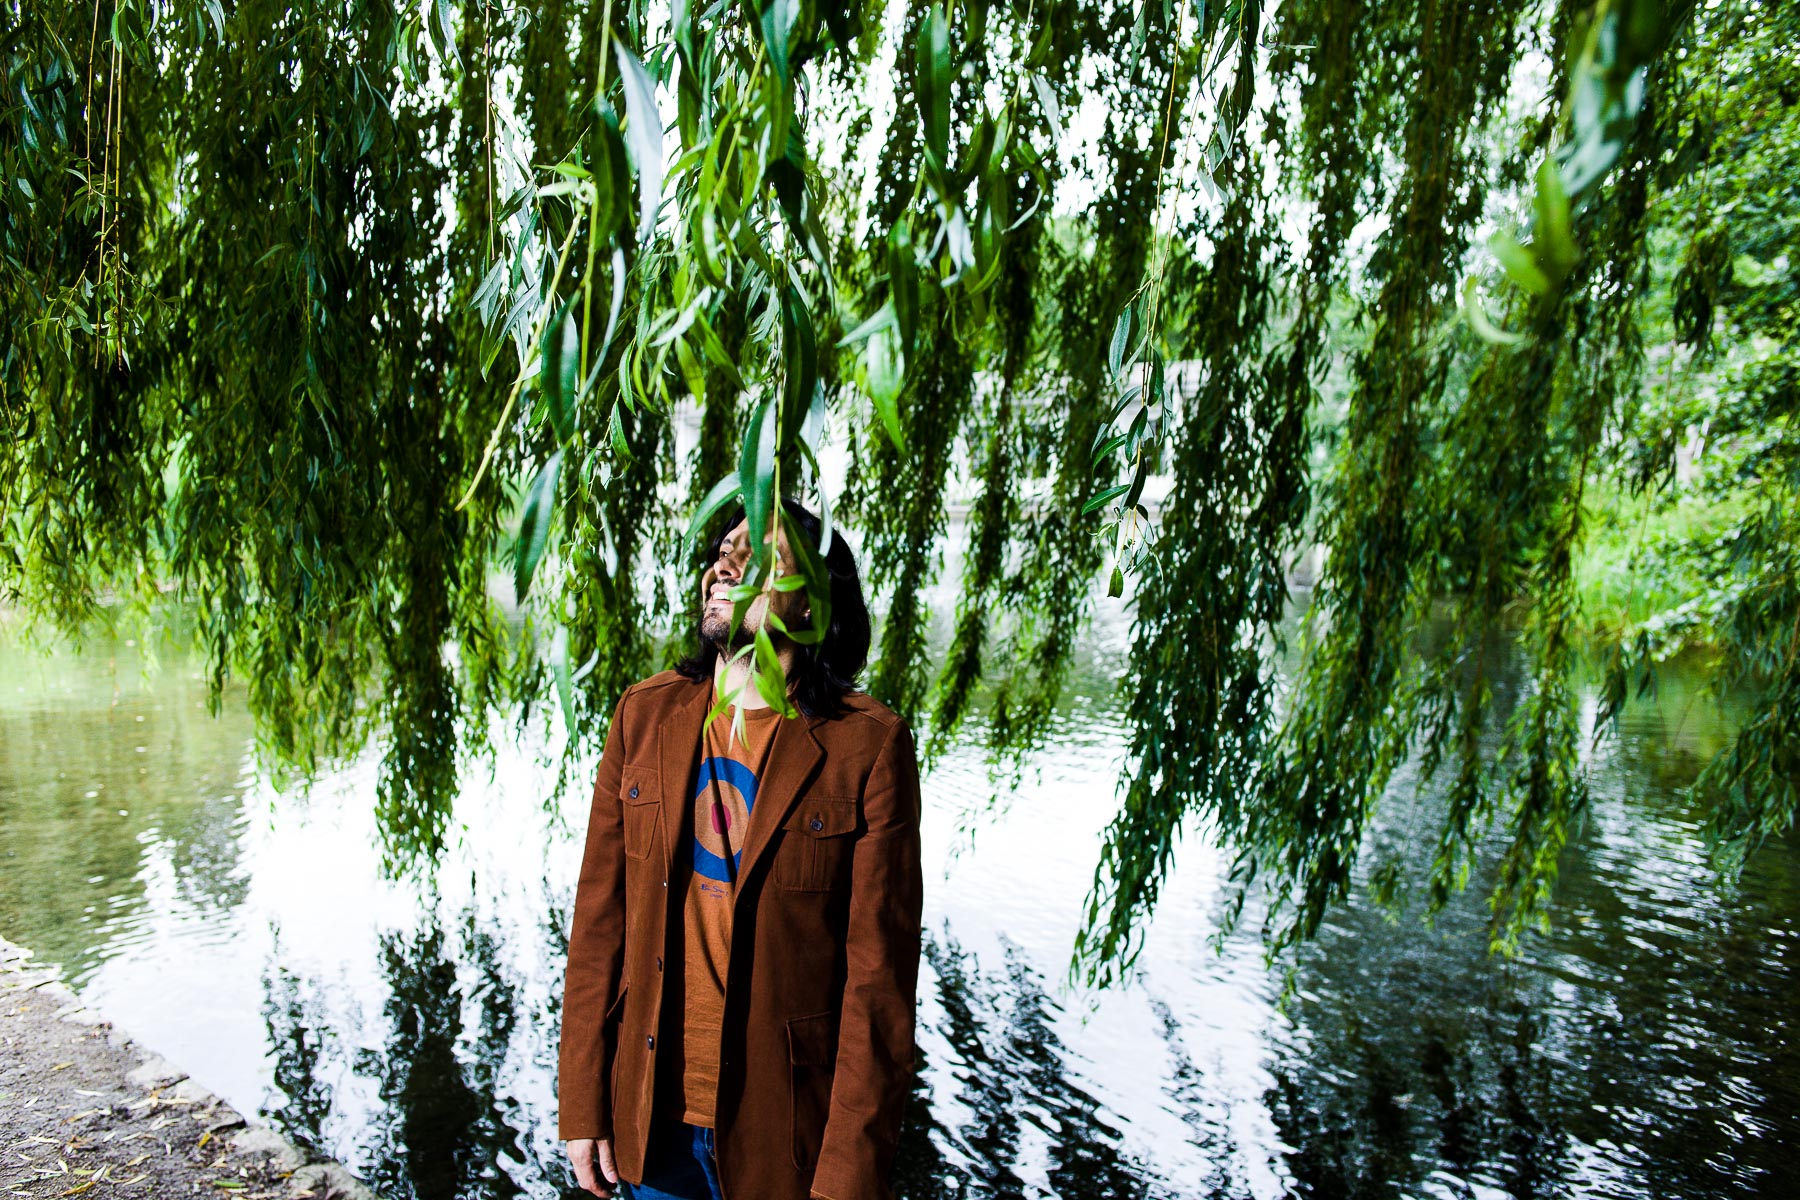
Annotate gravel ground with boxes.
[1,936,375,1200]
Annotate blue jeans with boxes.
[624,1120,723,1200]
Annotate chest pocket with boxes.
[773,797,859,891]
[620,766,660,861]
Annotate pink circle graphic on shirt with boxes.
[692,757,757,881]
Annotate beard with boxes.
[700,604,754,649]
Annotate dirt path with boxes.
[1,936,375,1200]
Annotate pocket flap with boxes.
[781,797,858,838]
[620,765,659,804]
[786,1010,838,1067]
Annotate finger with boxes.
[568,1143,597,1193]
[598,1139,620,1185]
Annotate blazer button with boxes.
[647,1035,655,1050]
[656,956,663,972]
[810,817,824,831]
[630,784,639,798]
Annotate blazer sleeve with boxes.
[557,685,632,1141]
[811,717,925,1200]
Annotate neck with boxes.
[712,637,801,709]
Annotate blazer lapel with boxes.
[656,677,714,877]
[736,709,825,893]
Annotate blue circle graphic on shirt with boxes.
[692,756,758,882]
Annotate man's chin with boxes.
[700,615,753,648]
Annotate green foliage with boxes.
[2,0,1796,981]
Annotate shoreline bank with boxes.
[0,934,376,1200]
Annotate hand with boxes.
[566,1138,620,1197]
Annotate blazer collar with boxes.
[654,673,827,886]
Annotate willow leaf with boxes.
[738,399,777,554]
[887,223,919,356]
[542,298,580,444]
[865,326,906,452]
[514,449,564,603]
[1082,482,1131,516]
[917,5,951,172]
[780,286,817,450]
[615,44,665,241]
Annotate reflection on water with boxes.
[918,932,1170,1199]
[0,638,256,976]
[353,919,529,1199]
[1257,671,1800,1200]
[1,625,1795,1200]
[263,951,337,1158]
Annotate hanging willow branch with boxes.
[2,0,1795,978]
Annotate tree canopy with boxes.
[2,0,1795,982]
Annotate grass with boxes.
[1573,475,1749,644]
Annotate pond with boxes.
[1,594,1794,1200]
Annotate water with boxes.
[1,615,1794,1200]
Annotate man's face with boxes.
[699,517,811,647]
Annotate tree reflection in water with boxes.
[910,930,1174,1200]
[248,769,1797,1200]
[260,937,338,1159]
[1265,953,1565,1199]
[263,907,538,1199]
[363,917,525,1198]
[260,918,1179,1199]
[1256,691,1800,1200]
[1143,995,1257,1200]
[12,624,1797,1200]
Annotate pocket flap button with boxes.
[630,784,639,798]
[810,817,824,831]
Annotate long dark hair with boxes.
[673,496,871,718]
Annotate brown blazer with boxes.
[557,669,924,1200]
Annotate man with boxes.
[558,496,924,1200]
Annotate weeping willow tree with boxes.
[3,0,1794,982]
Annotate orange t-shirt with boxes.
[659,692,783,1126]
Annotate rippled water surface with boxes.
[1,608,1794,1200]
